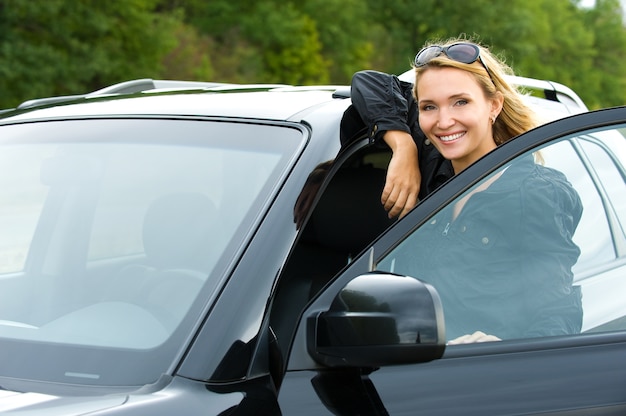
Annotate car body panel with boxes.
[0,377,246,415]
[280,335,626,415]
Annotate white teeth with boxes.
[438,132,464,142]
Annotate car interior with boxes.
[104,191,216,332]
[270,142,395,365]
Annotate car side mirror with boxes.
[307,272,445,368]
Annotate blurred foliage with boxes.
[0,0,179,106]
[0,0,624,109]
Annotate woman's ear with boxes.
[491,91,504,117]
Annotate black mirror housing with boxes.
[307,272,445,367]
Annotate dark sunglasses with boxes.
[414,42,493,82]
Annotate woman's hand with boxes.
[382,130,421,219]
[447,331,501,345]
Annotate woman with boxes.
[351,39,537,219]
[351,38,583,343]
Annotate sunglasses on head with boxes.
[414,42,493,82]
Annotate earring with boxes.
[491,115,496,124]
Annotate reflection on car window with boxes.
[0,147,51,273]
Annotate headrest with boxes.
[142,192,217,269]
[309,165,394,255]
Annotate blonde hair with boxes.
[412,37,538,146]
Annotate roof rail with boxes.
[16,79,234,110]
[14,78,349,111]
[18,94,88,109]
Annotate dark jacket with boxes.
[348,70,454,199]
[388,156,584,340]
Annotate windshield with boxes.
[0,118,302,387]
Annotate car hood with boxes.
[0,376,248,415]
[0,389,125,415]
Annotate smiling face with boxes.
[417,66,503,173]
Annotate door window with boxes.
[377,124,626,342]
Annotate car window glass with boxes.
[579,137,626,236]
[574,130,626,333]
[377,124,626,343]
[540,140,614,274]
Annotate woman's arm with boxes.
[351,70,421,218]
[350,70,414,142]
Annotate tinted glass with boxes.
[378,124,626,342]
[541,139,614,274]
[0,118,302,387]
[579,137,626,235]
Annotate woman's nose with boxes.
[436,109,454,129]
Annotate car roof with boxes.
[0,71,586,125]
[0,82,352,123]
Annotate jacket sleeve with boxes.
[348,69,453,198]
[350,70,415,145]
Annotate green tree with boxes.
[166,0,378,84]
[0,0,181,108]
[0,0,624,109]
[162,0,330,84]
[361,0,625,108]
[580,0,626,108]
[160,21,215,81]
[504,0,596,98]
[297,0,375,82]
[240,2,330,84]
